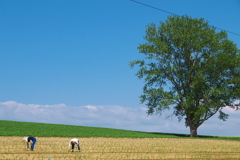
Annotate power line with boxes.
[131,0,180,17]
[130,0,240,37]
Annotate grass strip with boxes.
[1,120,239,141]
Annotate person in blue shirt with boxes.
[23,136,37,151]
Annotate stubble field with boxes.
[1,136,240,160]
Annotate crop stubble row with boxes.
[0,136,240,159]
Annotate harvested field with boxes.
[1,136,240,159]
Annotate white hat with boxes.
[23,137,28,141]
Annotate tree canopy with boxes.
[130,15,240,137]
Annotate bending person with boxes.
[23,136,37,151]
[68,138,81,152]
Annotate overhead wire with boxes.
[130,0,240,37]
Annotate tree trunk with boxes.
[187,115,199,137]
[189,125,198,137]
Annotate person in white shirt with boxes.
[68,138,81,152]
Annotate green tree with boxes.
[130,15,240,137]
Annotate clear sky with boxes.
[1,0,240,136]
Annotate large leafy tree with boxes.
[130,15,240,137]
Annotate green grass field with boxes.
[1,120,240,141]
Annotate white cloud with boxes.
[0,101,240,136]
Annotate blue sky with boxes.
[1,0,240,136]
